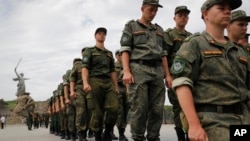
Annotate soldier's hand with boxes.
[165,75,173,88]
[65,99,71,104]
[123,71,134,85]
[188,125,208,141]
[70,92,76,99]
[84,83,91,93]
[61,104,65,110]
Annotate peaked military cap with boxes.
[95,27,107,35]
[230,10,250,23]
[175,6,190,14]
[201,0,242,12]
[201,0,242,19]
[143,0,163,8]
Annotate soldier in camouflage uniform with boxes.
[227,10,250,45]
[82,27,119,141]
[64,69,76,141]
[70,58,89,141]
[171,0,250,141]
[57,82,69,139]
[227,9,250,59]
[164,5,191,141]
[115,50,129,141]
[119,0,172,140]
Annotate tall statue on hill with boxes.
[13,58,29,97]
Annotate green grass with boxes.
[6,100,17,110]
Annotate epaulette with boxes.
[83,46,94,51]
[125,19,135,26]
[165,28,173,33]
[184,32,200,42]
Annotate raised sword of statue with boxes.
[15,57,22,70]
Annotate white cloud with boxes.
[0,0,250,106]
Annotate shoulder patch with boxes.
[184,32,200,42]
[171,58,186,74]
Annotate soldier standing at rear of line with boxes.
[82,27,119,141]
[164,5,192,141]
[171,0,250,141]
[120,0,172,140]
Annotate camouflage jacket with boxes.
[164,27,192,66]
[171,31,250,105]
[82,46,115,77]
[120,19,168,61]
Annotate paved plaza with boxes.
[0,124,177,141]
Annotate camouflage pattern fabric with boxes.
[69,60,88,132]
[82,47,118,132]
[171,31,250,140]
[63,70,76,133]
[120,19,167,140]
[164,27,192,133]
[115,61,129,129]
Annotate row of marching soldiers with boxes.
[47,29,128,141]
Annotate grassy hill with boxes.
[6,100,17,110]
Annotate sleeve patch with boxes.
[171,58,186,74]
[82,57,89,63]
[120,34,130,45]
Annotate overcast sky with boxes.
[1,0,250,105]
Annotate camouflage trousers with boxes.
[87,77,119,132]
[116,83,129,129]
[50,113,60,134]
[198,103,250,141]
[73,88,89,133]
[167,89,182,128]
[128,63,165,140]
[59,110,68,131]
[66,103,76,132]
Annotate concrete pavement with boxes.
[0,124,177,141]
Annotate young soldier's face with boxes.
[228,20,248,40]
[174,12,189,27]
[141,4,158,22]
[95,32,106,42]
[204,3,231,27]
